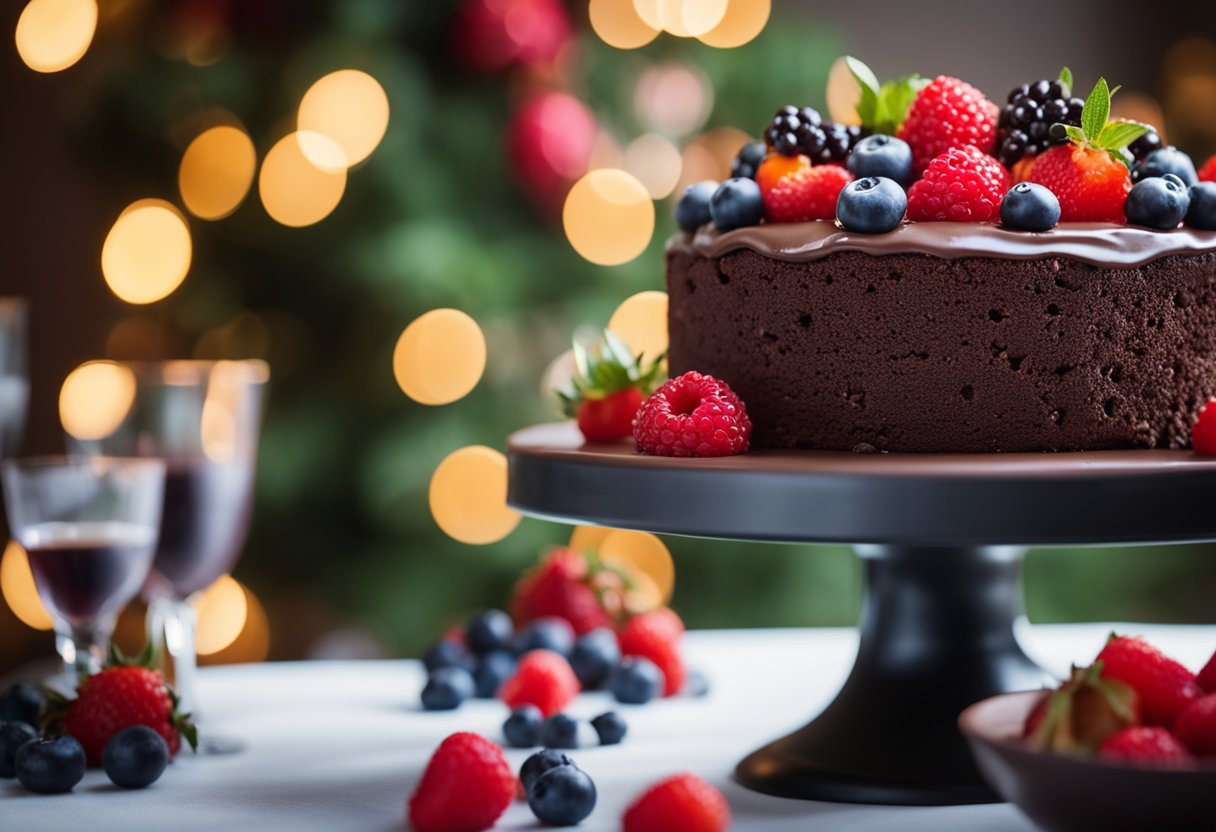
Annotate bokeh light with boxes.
[200,580,270,664]
[568,525,611,555]
[178,125,257,220]
[541,349,577,399]
[195,574,247,655]
[634,62,713,137]
[0,541,52,631]
[59,360,137,441]
[15,0,97,73]
[608,290,668,364]
[101,199,193,305]
[297,69,390,169]
[599,529,675,605]
[676,126,752,193]
[589,0,658,49]
[429,446,520,545]
[258,132,347,227]
[826,55,863,126]
[393,309,487,406]
[562,169,655,266]
[696,0,770,48]
[623,134,683,199]
[654,0,728,38]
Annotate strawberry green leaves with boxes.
[556,330,664,417]
[846,56,929,136]
[1060,76,1149,166]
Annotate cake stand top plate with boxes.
[507,422,1216,547]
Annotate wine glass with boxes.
[0,298,29,458]
[1,457,165,680]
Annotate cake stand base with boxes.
[736,545,1049,805]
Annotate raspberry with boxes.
[622,773,732,832]
[1027,143,1131,222]
[1198,153,1216,183]
[633,372,750,458]
[897,75,998,176]
[1096,635,1202,726]
[619,609,686,696]
[1174,694,1216,757]
[1193,400,1216,455]
[762,163,853,223]
[1097,726,1192,766]
[499,649,579,716]
[407,732,516,832]
[906,145,1010,222]
[1199,648,1216,693]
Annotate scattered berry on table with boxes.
[14,735,86,794]
[500,649,580,717]
[1097,726,1192,766]
[511,547,617,636]
[527,762,598,826]
[761,163,854,224]
[633,371,750,458]
[1127,127,1162,163]
[846,134,913,187]
[610,656,665,705]
[570,627,622,690]
[1000,182,1060,231]
[591,711,628,745]
[520,748,575,793]
[730,141,767,180]
[1021,664,1138,751]
[466,609,514,656]
[683,669,711,698]
[1193,400,1216,455]
[1173,693,1216,757]
[897,75,998,176]
[1186,182,1216,231]
[995,75,1082,166]
[709,178,764,231]
[0,720,37,777]
[836,176,906,234]
[1095,635,1202,726]
[619,610,686,696]
[1200,154,1216,183]
[102,725,169,790]
[763,105,862,164]
[408,732,516,832]
[676,181,719,233]
[1132,146,1198,187]
[1125,174,1190,229]
[515,616,576,657]
[622,772,732,832]
[473,651,517,699]
[0,682,44,726]
[423,641,475,674]
[1199,647,1216,693]
[503,705,544,749]
[539,713,581,749]
[906,145,1009,222]
[421,666,475,711]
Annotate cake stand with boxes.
[507,422,1216,806]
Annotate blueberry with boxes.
[835,176,906,234]
[539,713,580,749]
[1000,182,1061,232]
[503,705,544,748]
[15,735,85,794]
[1186,182,1216,231]
[420,666,474,711]
[1126,174,1190,230]
[610,656,664,705]
[709,178,764,232]
[520,748,575,793]
[102,725,169,789]
[846,134,913,187]
[730,141,767,180]
[527,764,597,826]
[514,616,575,657]
[683,668,711,697]
[569,628,621,690]
[473,650,516,698]
[590,711,627,745]
[422,640,474,673]
[1132,147,1198,187]
[465,609,514,655]
[0,682,44,726]
[0,721,37,777]
[676,181,719,233]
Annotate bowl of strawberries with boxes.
[959,635,1216,832]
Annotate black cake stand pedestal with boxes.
[507,422,1216,806]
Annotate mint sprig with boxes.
[1059,76,1148,167]
[846,56,929,135]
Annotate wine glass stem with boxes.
[55,615,115,681]
[163,598,200,717]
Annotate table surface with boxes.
[4,623,1215,831]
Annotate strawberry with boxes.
[1193,399,1216,455]
[407,732,516,832]
[1198,647,1216,693]
[557,330,664,443]
[1174,694,1216,757]
[1199,153,1216,183]
[1095,634,1202,726]
[622,772,731,832]
[499,649,579,716]
[906,145,1009,222]
[761,162,854,223]
[510,546,619,635]
[619,609,686,697]
[896,75,998,176]
[1097,726,1192,766]
[1022,663,1139,752]
[1027,77,1148,222]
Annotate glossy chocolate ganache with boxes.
[665,221,1216,453]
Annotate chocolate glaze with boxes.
[669,221,1216,269]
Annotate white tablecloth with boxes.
[4,623,1214,831]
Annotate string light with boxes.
[429,446,520,545]
[179,125,257,220]
[562,169,654,266]
[0,541,52,631]
[623,134,683,199]
[676,127,751,192]
[608,291,668,365]
[589,0,658,49]
[393,309,487,406]
[15,0,97,73]
[59,360,137,441]
[697,0,770,48]
[194,574,247,655]
[634,62,712,137]
[656,0,728,38]
[297,70,390,169]
[258,132,347,227]
[101,199,193,305]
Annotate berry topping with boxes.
[558,330,664,444]
[1173,694,1216,757]
[1000,182,1061,231]
[510,547,618,636]
[763,105,861,163]
[1095,634,1202,726]
[539,713,580,749]
[421,666,475,711]
[1200,648,1216,693]
[499,649,579,717]
[407,732,516,832]
[423,640,475,673]
[1022,663,1139,752]
[846,134,913,187]
[1125,174,1190,229]
[995,70,1083,166]
[14,735,85,795]
[906,145,1010,222]
[623,772,732,832]
[897,75,998,176]
[1133,146,1199,187]
[610,656,664,705]
[520,748,574,793]
[569,627,621,690]
[503,705,543,748]
[708,178,764,231]
[1193,399,1216,455]
[1127,126,1163,163]
[1200,153,1216,183]
[0,720,37,778]
[102,725,169,790]
[836,176,907,234]
[591,711,628,745]
[0,682,44,727]
[472,651,516,698]
[1097,726,1192,766]
[619,609,686,697]
[633,371,751,458]
[676,181,718,233]
[755,153,809,194]
[1186,182,1216,231]
[514,615,576,657]
[466,609,514,656]
[761,163,854,223]
[730,141,767,180]
[527,762,597,826]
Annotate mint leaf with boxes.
[1063,125,1087,144]
[877,75,928,134]
[847,56,882,126]
[1081,77,1110,142]
[1096,120,1149,151]
[1058,66,1073,94]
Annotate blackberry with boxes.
[1128,128,1162,163]
[763,105,863,164]
[996,79,1084,166]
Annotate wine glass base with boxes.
[196,733,248,756]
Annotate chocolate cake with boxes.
[665,222,1216,453]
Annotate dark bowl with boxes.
[959,691,1216,832]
